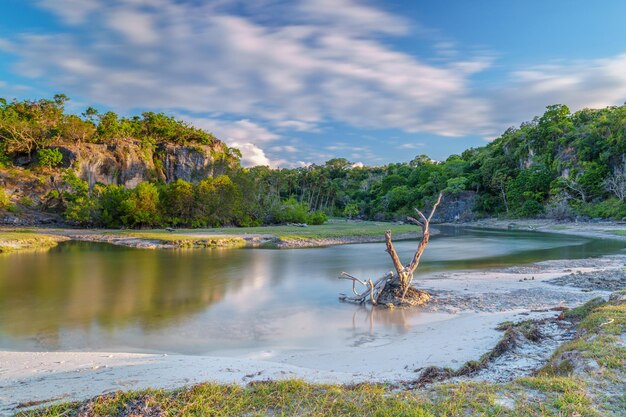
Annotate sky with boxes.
[1,0,626,167]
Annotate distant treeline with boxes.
[1,96,626,227]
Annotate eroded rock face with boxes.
[55,140,232,187]
[160,143,230,183]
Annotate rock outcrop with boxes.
[41,140,234,188]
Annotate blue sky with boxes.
[1,0,626,167]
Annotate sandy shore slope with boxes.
[2,250,623,414]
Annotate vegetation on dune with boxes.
[19,295,626,416]
[2,96,626,227]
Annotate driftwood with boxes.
[339,193,442,307]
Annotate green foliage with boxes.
[94,184,129,228]
[343,202,359,218]
[61,170,96,224]
[0,147,10,167]
[37,148,64,168]
[576,198,626,220]
[272,197,310,224]
[19,196,34,207]
[0,186,9,208]
[307,211,328,225]
[120,182,160,227]
[5,95,626,223]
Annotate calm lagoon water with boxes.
[0,227,623,355]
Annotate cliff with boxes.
[11,140,235,188]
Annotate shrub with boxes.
[121,182,160,227]
[37,148,64,168]
[95,184,129,228]
[0,187,10,208]
[307,211,328,225]
[61,170,96,224]
[19,196,34,207]
[273,197,309,224]
[0,148,10,167]
[518,200,544,217]
[577,198,626,219]
[343,203,359,219]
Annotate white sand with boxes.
[2,254,621,415]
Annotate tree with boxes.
[339,193,442,307]
[603,164,626,202]
[121,182,160,227]
[37,148,64,168]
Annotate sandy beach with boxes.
[2,242,623,414]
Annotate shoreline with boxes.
[443,218,626,242]
[0,223,424,252]
[1,220,625,414]
[1,218,625,254]
[2,252,624,414]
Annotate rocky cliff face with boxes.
[51,140,233,187]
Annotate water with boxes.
[0,227,623,355]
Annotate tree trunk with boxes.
[339,193,442,307]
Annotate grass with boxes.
[18,294,626,416]
[611,230,626,236]
[112,231,248,248]
[0,230,64,253]
[106,220,420,245]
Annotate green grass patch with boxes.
[110,221,420,242]
[0,230,64,253]
[113,231,247,248]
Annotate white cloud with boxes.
[7,0,492,138]
[180,116,283,167]
[5,0,626,166]
[488,53,626,133]
[399,143,425,149]
[270,145,299,154]
[36,0,102,24]
[230,142,271,167]
[106,8,160,45]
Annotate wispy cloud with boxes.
[4,0,492,136]
[399,143,425,149]
[3,1,626,166]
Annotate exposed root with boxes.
[339,193,442,307]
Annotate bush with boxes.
[518,200,544,217]
[577,198,626,219]
[37,148,64,168]
[0,148,10,167]
[273,198,309,224]
[307,211,328,225]
[19,196,34,207]
[95,184,129,227]
[0,187,10,208]
[343,202,359,219]
[120,182,160,227]
[61,170,96,224]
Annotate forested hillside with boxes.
[1,96,625,227]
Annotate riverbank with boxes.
[447,218,626,242]
[10,290,625,416]
[0,231,68,253]
[0,221,423,252]
[2,218,626,254]
[2,246,625,415]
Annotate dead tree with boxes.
[339,193,442,307]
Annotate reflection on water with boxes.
[0,227,623,354]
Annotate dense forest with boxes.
[1,95,626,227]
